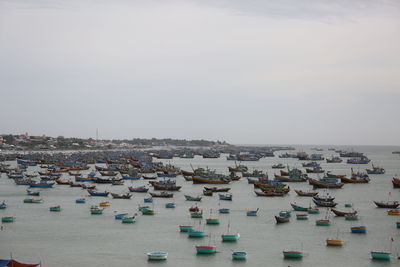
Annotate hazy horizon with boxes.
[1,0,399,146]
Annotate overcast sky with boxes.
[0,0,399,145]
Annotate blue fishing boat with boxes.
[219,193,232,201]
[351,226,367,233]
[29,182,55,188]
[115,213,128,219]
[144,197,153,203]
[165,202,176,208]
[122,174,142,180]
[75,198,86,204]
[147,251,168,260]
[87,190,109,197]
[75,176,96,182]
[232,251,247,260]
[219,208,230,214]
[0,202,7,209]
[128,186,149,193]
[246,208,259,216]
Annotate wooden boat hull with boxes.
[206,219,220,224]
[192,176,230,184]
[2,216,14,223]
[351,226,367,233]
[232,251,247,260]
[326,239,344,246]
[308,178,344,188]
[275,216,289,223]
[316,219,331,226]
[188,231,206,237]
[179,225,194,232]
[294,190,318,197]
[221,234,240,241]
[331,208,357,217]
[147,252,168,260]
[290,203,308,211]
[373,201,399,208]
[283,251,303,258]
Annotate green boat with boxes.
[307,208,320,214]
[90,206,103,215]
[283,251,303,258]
[50,206,61,212]
[222,233,240,242]
[1,216,14,223]
[206,218,220,225]
[191,212,203,218]
[316,219,331,226]
[122,217,136,223]
[296,214,309,220]
[142,209,155,215]
[138,205,150,211]
[179,225,195,232]
[188,230,206,238]
[23,198,43,204]
[396,221,400,228]
[371,251,391,260]
[345,214,359,221]
[195,245,217,254]
[291,203,308,211]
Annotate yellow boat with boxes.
[99,201,110,207]
[326,239,344,246]
[387,209,400,215]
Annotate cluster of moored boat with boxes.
[0,148,399,262]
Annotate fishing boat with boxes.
[29,182,55,188]
[111,193,132,199]
[326,237,344,246]
[283,250,303,258]
[326,156,343,163]
[313,199,338,207]
[90,206,104,215]
[204,187,230,192]
[185,195,202,201]
[290,203,309,212]
[153,183,181,191]
[366,164,385,174]
[74,176,96,182]
[396,222,400,228]
[275,215,290,223]
[221,223,240,241]
[121,174,141,180]
[87,190,109,197]
[246,208,259,216]
[195,245,217,254]
[192,176,230,184]
[165,202,176,208]
[272,163,285,169]
[23,198,43,204]
[345,214,359,221]
[331,208,357,217]
[150,192,173,198]
[138,205,150,211]
[351,226,367,233]
[305,167,325,173]
[218,193,232,201]
[279,210,292,217]
[218,208,230,214]
[370,251,391,260]
[179,225,194,232]
[294,190,318,197]
[0,258,41,266]
[49,205,61,212]
[188,230,206,237]
[142,209,155,215]
[128,186,148,193]
[1,216,14,223]
[99,201,110,207]
[308,178,344,189]
[373,201,399,208]
[191,211,203,218]
[316,219,331,226]
[122,216,136,223]
[56,179,72,185]
[392,177,400,188]
[307,207,320,214]
[75,198,86,204]
[232,251,247,260]
[189,205,200,212]
[203,190,213,196]
[296,213,309,220]
[144,198,153,203]
[114,213,128,219]
[387,209,400,215]
[206,218,220,225]
[254,190,286,197]
[147,252,168,260]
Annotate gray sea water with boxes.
[0,145,400,266]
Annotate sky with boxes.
[0,0,399,145]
